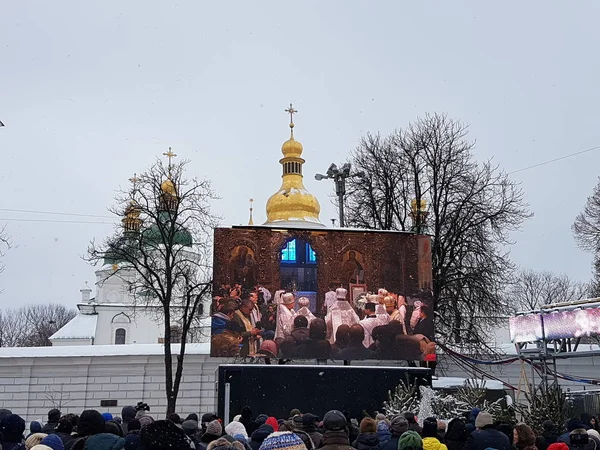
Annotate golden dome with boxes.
[122,200,143,232]
[265,178,322,224]
[124,200,141,219]
[161,179,177,196]
[281,124,303,158]
[281,137,303,158]
[264,103,324,227]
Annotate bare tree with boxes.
[508,268,589,312]
[0,225,12,287]
[345,113,531,352]
[0,308,27,347]
[87,156,218,415]
[572,179,600,296]
[0,304,75,347]
[22,304,77,346]
[44,384,72,410]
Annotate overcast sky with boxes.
[1,1,599,309]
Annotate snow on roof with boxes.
[0,343,211,358]
[432,377,505,390]
[49,314,98,340]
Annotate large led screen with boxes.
[209,226,434,361]
[509,308,600,343]
[509,314,543,343]
[543,308,600,340]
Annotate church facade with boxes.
[50,269,173,347]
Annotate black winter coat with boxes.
[378,436,400,450]
[320,431,357,450]
[352,433,380,450]
[464,427,511,450]
[249,425,275,450]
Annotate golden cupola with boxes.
[264,104,324,227]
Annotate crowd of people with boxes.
[210,283,436,363]
[3,405,600,450]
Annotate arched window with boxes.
[115,328,126,345]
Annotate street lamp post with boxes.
[315,163,364,228]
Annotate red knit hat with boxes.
[548,443,570,450]
[266,417,279,432]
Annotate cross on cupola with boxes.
[163,147,177,173]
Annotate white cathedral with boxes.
[50,151,212,347]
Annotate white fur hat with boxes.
[298,297,310,307]
[282,293,295,305]
[336,288,347,300]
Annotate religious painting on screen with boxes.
[229,245,257,289]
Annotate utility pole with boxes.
[315,163,364,228]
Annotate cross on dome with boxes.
[128,173,139,190]
[163,147,177,169]
[285,103,298,128]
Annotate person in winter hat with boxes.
[83,433,126,450]
[198,421,223,450]
[318,410,355,450]
[249,424,274,450]
[290,431,314,450]
[28,422,43,438]
[65,410,106,450]
[139,420,191,450]
[376,422,391,448]
[42,410,61,435]
[201,414,219,434]
[541,420,558,446]
[182,420,200,445]
[207,437,245,450]
[105,421,124,438]
[0,409,13,422]
[444,419,469,450]
[379,416,408,450]
[101,415,113,424]
[300,414,321,449]
[464,412,510,450]
[1,413,27,450]
[352,418,379,450]
[265,419,278,434]
[54,420,75,448]
[234,434,252,450]
[402,413,422,436]
[291,416,304,433]
[225,422,248,441]
[398,431,423,450]
[255,416,268,428]
[26,433,49,450]
[120,408,137,435]
[123,434,140,450]
[258,432,307,450]
[421,418,447,450]
[41,435,65,450]
[547,444,569,450]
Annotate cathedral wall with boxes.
[92,307,164,345]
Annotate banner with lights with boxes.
[509,304,600,343]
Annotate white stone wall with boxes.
[0,350,221,422]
